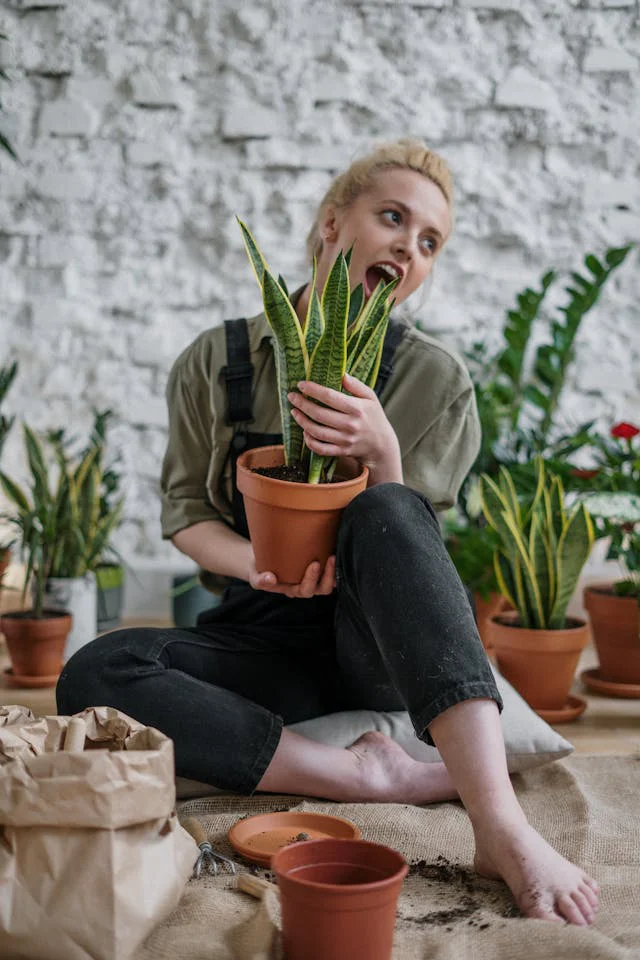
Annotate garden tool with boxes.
[182,817,237,878]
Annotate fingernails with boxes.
[297,381,308,392]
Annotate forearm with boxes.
[172,520,253,581]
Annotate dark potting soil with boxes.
[252,464,344,484]
[399,855,522,930]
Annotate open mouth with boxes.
[364,262,403,298]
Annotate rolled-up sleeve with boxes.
[160,352,223,539]
[402,387,481,511]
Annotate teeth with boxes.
[374,263,399,280]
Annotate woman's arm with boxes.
[173,519,337,598]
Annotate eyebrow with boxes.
[378,198,445,241]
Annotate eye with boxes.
[419,235,437,254]
[381,209,401,225]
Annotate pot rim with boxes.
[236,444,368,490]
[584,581,639,600]
[490,610,588,631]
[273,838,408,893]
[1,608,72,622]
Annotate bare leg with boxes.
[256,728,458,804]
[428,698,600,925]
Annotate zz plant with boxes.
[238,218,398,484]
[479,459,594,630]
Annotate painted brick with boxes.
[583,48,637,73]
[40,99,98,137]
[35,169,94,200]
[130,71,183,108]
[222,103,283,140]
[495,67,558,111]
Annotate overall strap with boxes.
[374,320,407,399]
[222,318,254,425]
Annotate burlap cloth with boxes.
[136,755,640,959]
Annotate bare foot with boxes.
[346,731,458,804]
[474,818,600,925]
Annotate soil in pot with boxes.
[487,611,590,711]
[0,610,72,686]
[584,583,640,684]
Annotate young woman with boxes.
[57,139,599,926]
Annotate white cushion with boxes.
[176,665,573,800]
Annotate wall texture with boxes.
[0,0,639,585]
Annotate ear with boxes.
[320,204,339,243]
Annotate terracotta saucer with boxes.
[2,667,60,689]
[581,668,640,699]
[536,695,587,724]
[228,811,361,867]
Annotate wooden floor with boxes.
[0,621,638,757]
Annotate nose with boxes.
[390,231,416,262]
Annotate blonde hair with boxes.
[306,138,454,264]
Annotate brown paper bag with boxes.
[0,705,196,960]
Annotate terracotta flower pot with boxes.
[273,838,408,960]
[0,610,72,687]
[584,583,640,684]
[487,611,590,710]
[236,445,368,584]
[474,591,507,652]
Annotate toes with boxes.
[557,892,588,926]
[582,874,600,896]
[579,881,599,911]
[570,889,596,924]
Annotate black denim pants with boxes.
[57,484,502,793]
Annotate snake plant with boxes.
[479,458,594,629]
[0,425,124,617]
[238,218,398,483]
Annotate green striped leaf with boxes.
[237,217,270,291]
[262,270,308,464]
[549,503,594,628]
[502,509,545,627]
[349,308,391,388]
[494,550,516,610]
[347,283,364,331]
[308,252,349,394]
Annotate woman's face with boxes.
[317,167,451,306]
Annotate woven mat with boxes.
[136,755,640,960]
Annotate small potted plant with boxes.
[235,219,398,583]
[479,458,594,719]
[88,410,126,633]
[0,361,18,587]
[0,424,123,676]
[579,422,640,691]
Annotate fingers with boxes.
[342,372,376,399]
[295,381,361,413]
[288,390,351,429]
[252,558,336,598]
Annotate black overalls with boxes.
[57,319,502,794]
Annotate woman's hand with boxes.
[249,555,337,599]
[287,373,403,486]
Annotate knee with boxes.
[340,482,437,537]
[56,628,158,714]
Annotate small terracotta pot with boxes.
[236,445,368,584]
[0,610,72,686]
[474,591,506,652]
[584,583,640,684]
[273,838,408,960]
[487,611,590,710]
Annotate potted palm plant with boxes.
[235,219,398,583]
[0,425,124,678]
[479,459,594,720]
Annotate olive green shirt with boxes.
[160,309,480,539]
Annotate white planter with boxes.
[42,574,98,661]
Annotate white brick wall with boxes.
[0,0,639,594]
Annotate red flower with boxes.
[611,422,640,440]
[570,469,599,479]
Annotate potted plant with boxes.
[235,219,398,583]
[0,425,123,674]
[443,246,631,608]
[479,458,594,719]
[579,422,640,691]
